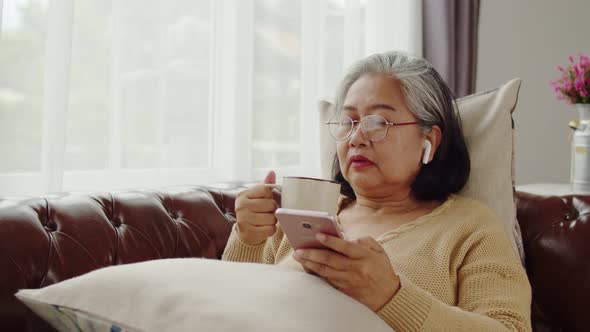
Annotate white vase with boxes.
[571,104,590,192]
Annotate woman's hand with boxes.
[292,234,400,312]
[235,171,279,246]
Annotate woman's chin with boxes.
[347,173,378,190]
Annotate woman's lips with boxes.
[351,160,374,169]
[349,155,374,169]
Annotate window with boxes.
[0,0,420,196]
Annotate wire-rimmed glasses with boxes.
[326,114,418,142]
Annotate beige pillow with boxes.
[318,79,524,259]
[16,258,393,332]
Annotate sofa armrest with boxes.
[515,191,590,332]
[0,186,241,332]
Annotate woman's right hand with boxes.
[234,171,279,246]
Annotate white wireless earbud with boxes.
[422,140,432,164]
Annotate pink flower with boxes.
[575,78,584,91]
[551,53,590,104]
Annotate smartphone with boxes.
[275,208,344,250]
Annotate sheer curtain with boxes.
[0,0,421,196]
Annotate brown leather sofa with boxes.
[0,186,588,331]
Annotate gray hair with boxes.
[334,51,454,133]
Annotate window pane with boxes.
[66,0,212,170]
[0,0,48,172]
[322,0,345,98]
[322,0,366,99]
[66,1,111,170]
[252,0,301,168]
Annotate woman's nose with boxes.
[348,123,368,146]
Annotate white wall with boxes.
[477,0,590,185]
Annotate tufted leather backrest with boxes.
[0,186,240,332]
[515,191,590,332]
[1,187,589,331]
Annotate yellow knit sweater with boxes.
[222,195,532,332]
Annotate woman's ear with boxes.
[423,125,442,164]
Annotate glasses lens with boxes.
[328,115,353,140]
[361,115,388,141]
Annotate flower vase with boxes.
[571,104,590,192]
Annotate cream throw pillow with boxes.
[319,79,524,258]
[16,259,393,332]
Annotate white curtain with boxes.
[0,0,421,196]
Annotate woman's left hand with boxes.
[292,234,400,312]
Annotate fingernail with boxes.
[316,233,327,242]
[294,249,303,257]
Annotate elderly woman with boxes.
[222,51,532,331]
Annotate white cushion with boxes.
[319,79,524,258]
[16,258,393,332]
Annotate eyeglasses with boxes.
[326,114,418,142]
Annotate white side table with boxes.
[516,183,590,196]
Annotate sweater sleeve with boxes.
[377,227,532,332]
[221,223,285,264]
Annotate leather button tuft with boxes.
[43,221,57,232]
[564,211,578,221]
